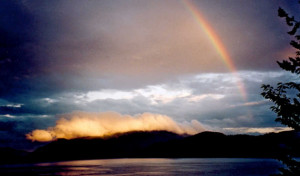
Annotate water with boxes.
[0,158,282,176]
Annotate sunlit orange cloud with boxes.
[26,112,205,142]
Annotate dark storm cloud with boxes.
[0,0,298,102]
[0,115,55,150]
[0,1,113,101]
[0,1,38,99]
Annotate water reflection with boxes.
[1,158,282,176]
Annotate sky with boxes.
[0,0,299,150]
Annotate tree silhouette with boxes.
[261,4,300,176]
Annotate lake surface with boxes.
[0,158,282,176]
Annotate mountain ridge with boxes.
[1,130,299,164]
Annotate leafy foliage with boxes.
[261,4,300,176]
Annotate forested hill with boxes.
[1,130,300,164]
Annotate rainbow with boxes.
[182,0,247,101]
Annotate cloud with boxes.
[26,112,205,142]
[187,94,225,102]
[1,114,16,118]
[77,86,192,104]
[229,100,268,108]
[2,71,294,124]
[0,114,56,150]
[4,71,294,130]
[0,104,23,108]
[223,127,292,134]
[1,0,295,102]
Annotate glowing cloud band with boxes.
[182,0,247,100]
[26,112,205,142]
